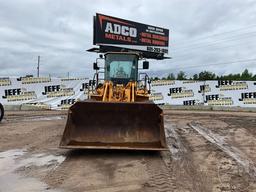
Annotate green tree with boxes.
[253,74,256,81]
[193,74,198,80]
[159,69,255,81]
[167,73,176,80]
[198,71,216,80]
[241,69,253,80]
[177,71,187,80]
[231,73,241,80]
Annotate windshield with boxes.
[105,54,138,84]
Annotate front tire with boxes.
[0,103,4,122]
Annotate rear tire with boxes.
[0,103,4,122]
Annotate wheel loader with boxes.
[60,52,168,150]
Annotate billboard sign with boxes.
[93,13,169,55]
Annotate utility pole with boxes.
[37,56,40,77]
[202,80,206,105]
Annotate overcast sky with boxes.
[0,0,256,78]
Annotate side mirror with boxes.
[93,62,99,70]
[143,61,149,69]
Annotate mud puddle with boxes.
[0,149,65,192]
[165,123,187,160]
[6,115,66,122]
[23,116,65,121]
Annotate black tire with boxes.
[0,103,4,122]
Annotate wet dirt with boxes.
[0,149,64,192]
[0,110,256,191]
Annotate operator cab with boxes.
[105,53,139,85]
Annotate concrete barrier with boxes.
[161,105,256,112]
[4,104,256,113]
[3,105,22,111]
[4,105,48,111]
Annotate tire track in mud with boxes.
[189,122,256,179]
[164,122,212,192]
[216,157,251,191]
[144,154,176,192]
[143,118,213,192]
[186,122,254,191]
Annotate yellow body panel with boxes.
[91,81,149,102]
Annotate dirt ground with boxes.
[0,109,256,192]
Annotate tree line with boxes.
[152,69,256,81]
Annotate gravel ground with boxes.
[0,110,256,192]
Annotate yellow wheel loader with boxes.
[60,52,168,150]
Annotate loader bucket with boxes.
[60,100,168,150]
